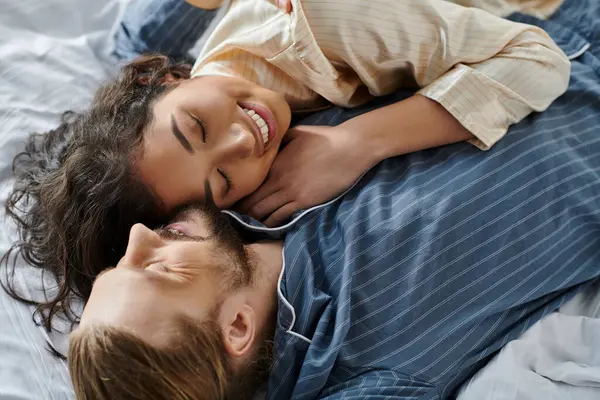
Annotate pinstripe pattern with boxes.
[192,0,570,149]
[220,1,600,398]
[113,0,217,62]
[434,0,562,19]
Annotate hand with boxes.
[275,0,292,13]
[186,0,292,12]
[237,125,374,226]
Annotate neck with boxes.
[254,240,284,282]
[245,240,283,327]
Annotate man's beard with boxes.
[173,202,276,398]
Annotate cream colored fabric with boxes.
[192,0,570,149]
[452,0,562,19]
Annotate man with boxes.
[69,0,600,398]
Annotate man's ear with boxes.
[222,304,256,358]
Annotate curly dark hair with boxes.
[1,55,191,332]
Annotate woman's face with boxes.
[137,75,292,211]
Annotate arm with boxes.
[238,0,571,225]
[304,0,571,149]
[338,95,472,165]
[186,0,292,12]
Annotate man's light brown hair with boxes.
[69,307,274,400]
[69,317,231,400]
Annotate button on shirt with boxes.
[191,0,570,149]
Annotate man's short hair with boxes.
[69,315,231,400]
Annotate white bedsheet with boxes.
[458,280,600,400]
[0,1,599,399]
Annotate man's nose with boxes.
[217,123,255,163]
[120,223,163,268]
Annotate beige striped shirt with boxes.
[191,0,570,149]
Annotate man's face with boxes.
[80,205,254,346]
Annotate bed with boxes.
[1,0,600,399]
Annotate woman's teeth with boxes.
[243,108,269,144]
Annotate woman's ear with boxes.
[160,72,185,85]
[222,305,256,359]
[135,72,186,86]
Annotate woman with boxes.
[2,0,569,332]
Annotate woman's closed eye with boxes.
[218,168,233,194]
[189,113,207,143]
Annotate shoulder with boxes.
[192,0,293,75]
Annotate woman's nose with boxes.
[217,123,255,163]
[119,223,163,268]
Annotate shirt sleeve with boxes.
[302,0,571,149]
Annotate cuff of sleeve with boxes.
[417,65,510,151]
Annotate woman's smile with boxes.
[239,101,279,151]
